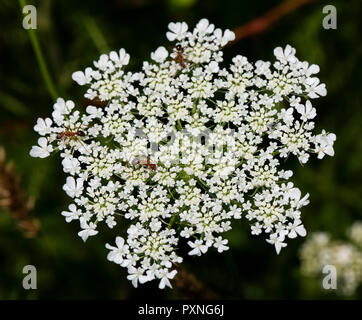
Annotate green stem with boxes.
[19,0,58,100]
[168,214,177,229]
[83,17,109,53]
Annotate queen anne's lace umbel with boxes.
[30,19,336,289]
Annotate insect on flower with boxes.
[58,123,86,141]
[57,123,90,153]
[267,120,281,131]
[129,155,157,171]
[173,44,187,68]
[140,156,157,171]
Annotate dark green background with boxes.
[0,0,361,299]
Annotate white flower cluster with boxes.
[30,19,336,289]
[300,222,362,295]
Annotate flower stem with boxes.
[19,0,58,101]
[168,214,177,229]
[83,17,110,53]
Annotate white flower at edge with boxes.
[94,54,112,71]
[315,143,335,159]
[273,45,297,64]
[61,204,81,223]
[52,98,75,123]
[214,237,229,253]
[290,188,310,209]
[156,269,177,289]
[315,130,336,159]
[166,21,188,41]
[63,176,84,198]
[188,240,208,256]
[296,100,316,121]
[29,137,53,158]
[267,233,287,254]
[318,130,337,146]
[72,67,93,85]
[306,64,320,76]
[151,46,169,63]
[306,77,327,98]
[127,267,149,288]
[105,237,129,266]
[78,218,98,242]
[106,216,116,228]
[33,118,52,136]
[299,152,310,164]
[214,28,235,46]
[221,29,235,46]
[288,219,307,239]
[251,223,262,235]
[109,48,130,67]
[195,18,214,35]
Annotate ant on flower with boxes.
[174,44,186,68]
[57,123,89,153]
[170,44,189,68]
[58,123,86,141]
[129,155,157,171]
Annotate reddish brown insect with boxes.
[139,156,157,171]
[130,155,157,171]
[174,44,187,68]
[58,123,86,141]
[57,124,90,154]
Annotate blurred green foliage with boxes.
[0,0,361,299]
